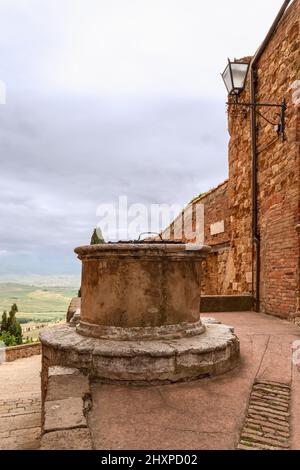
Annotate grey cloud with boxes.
[0,0,240,275]
[0,92,228,274]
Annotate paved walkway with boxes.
[0,355,41,400]
[0,312,299,450]
[0,355,41,450]
[88,312,300,450]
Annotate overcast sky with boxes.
[0,0,285,277]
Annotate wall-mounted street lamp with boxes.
[221,58,286,140]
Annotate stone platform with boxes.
[40,318,239,383]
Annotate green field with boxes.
[0,283,78,323]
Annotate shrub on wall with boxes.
[90,228,105,245]
[0,331,18,347]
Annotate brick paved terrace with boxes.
[0,312,300,450]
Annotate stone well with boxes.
[40,242,240,384]
[76,243,208,340]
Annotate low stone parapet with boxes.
[1,343,41,363]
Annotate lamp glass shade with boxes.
[222,60,249,95]
[222,64,232,94]
[231,62,249,91]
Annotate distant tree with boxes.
[90,228,105,245]
[7,309,15,331]
[11,321,22,345]
[1,311,8,332]
[11,303,18,313]
[6,304,22,345]
[78,288,81,298]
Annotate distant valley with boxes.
[0,282,78,325]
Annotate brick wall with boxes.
[191,182,235,295]
[191,181,230,247]
[256,1,300,317]
[162,180,230,245]
[162,1,300,317]
[161,180,235,295]
[227,0,300,316]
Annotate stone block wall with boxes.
[66,296,81,322]
[227,71,253,296]
[201,247,233,295]
[4,343,41,362]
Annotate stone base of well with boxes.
[40,319,240,384]
[76,318,206,341]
